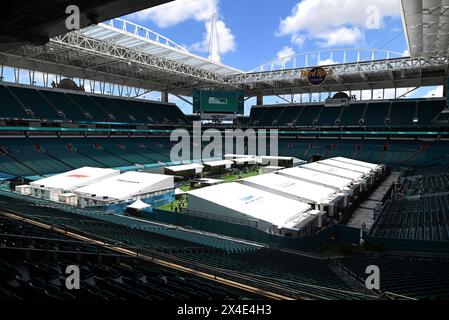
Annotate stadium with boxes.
[0,0,449,306]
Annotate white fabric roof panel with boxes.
[401,0,449,57]
[75,171,174,200]
[241,173,337,204]
[187,182,312,229]
[234,158,257,165]
[165,163,204,172]
[30,167,120,191]
[203,160,234,167]
[331,157,379,169]
[278,167,353,190]
[301,162,364,180]
[80,19,243,77]
[224,154,256,159]
[319,159,373,174]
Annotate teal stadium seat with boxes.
[8,86,64,121]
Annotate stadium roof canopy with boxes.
[0,0,172,51]
[1,0,448,97]
[401,0,449,57]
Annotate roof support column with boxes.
[161,90,169,103]
[257,94,263,106]
[443,78,449,108]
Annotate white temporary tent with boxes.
[30,167,120,191]
[331,157,379,169]
[187,182,316,232]
[29,167,120,201]
[319,159,373,174]
[301,162,364,180]
[203,160,233,169]
[278,167,353,191]
[240,173,338,205]
[75,171,174,205]
[127,199,152,211]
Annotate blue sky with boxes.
[123,0,407,71]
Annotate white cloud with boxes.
[129,0,219,28]
[277,46,295,60]
[318,58,337,66]
[278,0,399,48]
[127,0,235,63]
[191,19,236,63]
[424,86,443,98]
[291,34,306,48]
[274,46,296,68]
[315,27,363,47]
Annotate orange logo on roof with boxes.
[67,174,89,179]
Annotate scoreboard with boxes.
[193,90,245,114]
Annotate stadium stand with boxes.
[247,99,444,128]
[338,255,449,299]
[277,106,302,127]
[0,85,31,119]
[175,250,370,300]
[0,84,186,126]
[389,101,417,127]
[0,215,254,300]
[296,105,322,127]
[361,102,390,127]
[316,106,343,127]
[0,192,373,300]
[339,103,366,127]
[417,99,444,126]
[369,164,449,243]
[370,196,449,241]
[7,87,64,121]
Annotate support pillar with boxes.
[256,95,263,106]
[444,78,449,107]
[161,90,169,103]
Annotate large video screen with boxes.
[193,90,245,114]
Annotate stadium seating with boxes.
[258,106,284,127]
[249,106,267,125]
[417,99,444,126]
[371,196,449,241]
[0,138,72,176]
[7,86,64,121]
[338,255,449,299]
[389,101,417,127]
[0,84,186,126]
[176,250,367,299]
[0,85,32,119]
[249,99,444,128]
[39,90,89,122]
[277,106,302,127]
[316,106,343,127]
[296,105,322,127]
[0,137,178,177]
[339,103,366,126]
[0,214,253,300]
[363,102,390,127]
